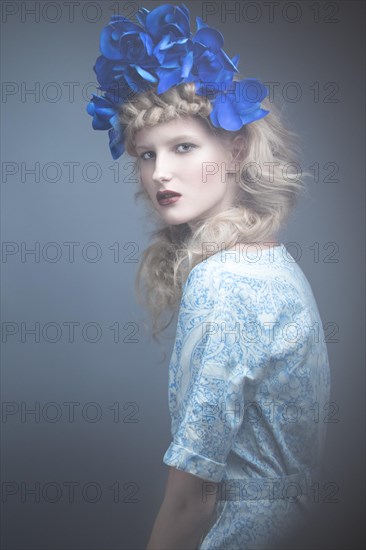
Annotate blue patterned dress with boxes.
[163,243,330,549]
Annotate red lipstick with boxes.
[156,189,182,205]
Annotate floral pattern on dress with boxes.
[162,244,330,549]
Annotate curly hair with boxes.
[118,81,309,355]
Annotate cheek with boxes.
[194,152,227,186]
[183,159,206,185]
[139,168,153,191]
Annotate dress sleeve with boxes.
[162,262,250,482]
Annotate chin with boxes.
[157,210,191,226]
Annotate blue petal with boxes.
[231,54,240,69]
[180,3,190,21]
[100,27,120,60]
[159,38,181,51]
[135,7,149,27]
[123,71,148,92]
[86,101,95,115]
[145,4,190,40]
[134,65,158,82]
[240,108,270,125]
[182,51,193,78]
[108,127,124,160]
[157,68,181,93]
[154,36,170,62]
[94,55,123,89]
[145,5,173,38]
[100,21,144,59]
[110,113,120,131]
[160,59,180,69]
[96,106,116,116]
[141,33,154,56]
[238,78,268,102]
[193,27,224,50]
[218,49,240,72]
[172,37,189,45]
[92,118,110,130]
[171,4,190,34]
[87,98,115,130]
[195,15,209,31]
[209,106,220,127]
[196,54,222,82]
[216,97,243,131]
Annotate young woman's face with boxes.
[134,116,238,229]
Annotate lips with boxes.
[156,190,181,202]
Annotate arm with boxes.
[146,466,218,550]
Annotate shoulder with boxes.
[180,258,265,326]
[182,257,236,303]
[182,252,314,319]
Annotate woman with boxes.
[87,4,330,549]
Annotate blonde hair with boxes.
[118,81,309,355]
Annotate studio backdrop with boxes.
[1,1,365,549]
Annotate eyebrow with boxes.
[135,135,201,151]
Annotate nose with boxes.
[152,152,173,183]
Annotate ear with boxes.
[229,135,247,165]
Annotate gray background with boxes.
[1,1,365,548]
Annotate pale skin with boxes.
[145,467,218,550]
[134,117,278,549]
[135,115,279,249]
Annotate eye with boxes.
[140,143,197,160]
[140,151,154,161]
[176,143,196,153]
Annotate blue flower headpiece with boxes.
[86,3,270,160]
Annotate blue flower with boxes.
[209,79,270,131]
[153,35,194,93]
[98,16,158,92]
[192,17,239,84]
[93,56,133,96]
[100,16,153,62]
[107,125,125,160]
[133,2,193,93]
[137,3,191,43]
[86,92,116,130]
[86,3,270,160]
[86,91,124,160]
[150,16,239,95]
